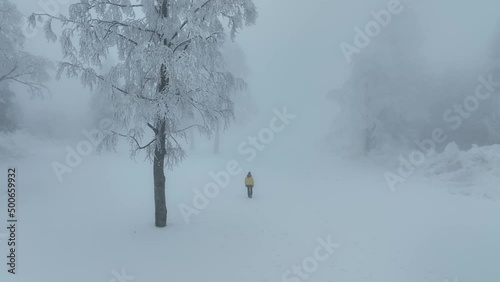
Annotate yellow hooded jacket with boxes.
[245,176,254,186]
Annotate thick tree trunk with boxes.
[152,0,169,228]
[153,119,167,227]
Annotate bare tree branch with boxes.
[108,129,156,150]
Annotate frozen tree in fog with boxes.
[212,42,254,154]
[87,56,117,127]
[184,42,254,154]
[33,0,257,227]
[329,8,429,156]
[330,13,500,155]
[0,88,18,132]
[0,0,51,95]
[0,0,51,132]
[479,23,500,145]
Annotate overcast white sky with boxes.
[13,0,500,145]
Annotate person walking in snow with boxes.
[245,172,254,198]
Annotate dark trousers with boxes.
[246,185,253,198]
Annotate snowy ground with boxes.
[0,138,499,282]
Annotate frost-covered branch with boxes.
[108,129,156,151]
[0,0,52,97]
[147,122,158,134]
[31,0,257,163]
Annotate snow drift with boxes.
[423,142,500,199]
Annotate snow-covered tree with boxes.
[329,8,429,156]
[33,0,257,227]
[223,42,255,124]
[87,55,117,127]
[0,88,19,132]
[477,22,500,146]
[212,42,254,154]
[0,0,51,132]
